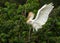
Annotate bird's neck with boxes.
[29,16,34,20]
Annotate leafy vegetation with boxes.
[0,0,60,43]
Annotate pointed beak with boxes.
[26,20,29,24]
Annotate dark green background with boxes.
[0,0,60,43]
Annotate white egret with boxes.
[26,3,54,31]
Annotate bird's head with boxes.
[26,12,34,24]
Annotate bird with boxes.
[26,3,54,31]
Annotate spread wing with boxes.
[34,3,54,25]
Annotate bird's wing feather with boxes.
[34,3,54,25]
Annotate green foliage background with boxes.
[0,0,60,43]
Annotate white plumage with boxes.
[26,3,54,31]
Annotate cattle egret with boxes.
[26,3,54,31]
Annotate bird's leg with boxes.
[33,28,35,31]
[28,28,31,43]
[28,27,33,43]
